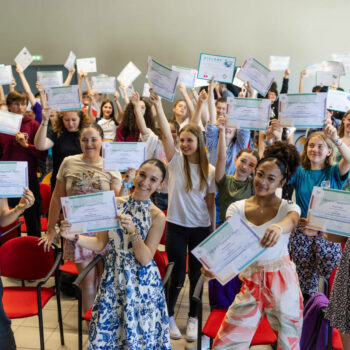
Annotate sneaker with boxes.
[186,317,198,342]
[169,316,182,340]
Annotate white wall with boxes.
[1,0,350,108]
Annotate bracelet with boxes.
[334,138,343,146]
[41,122,48,126]
[271,224,283,234]
[130,234,140,243]
[122,180,133,189]
[73,234,79,245]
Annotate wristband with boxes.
[122,180,133,189]
[334,138,343,146]
[73,234,80,245]
[41,122,48,126]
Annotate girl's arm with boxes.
[63,67,75,86]
[191,89,207,126]
[131,92,150,136]
[113,90,123,123]
[34,107,55,150]
[208,78,217,125]
[78,72,84,101]
[16,65,36,106]
[324,120,350,176]
[280,69,290,94]
[215,117,226,183]
[205,192,216,232]
[0,86,5,104]
[261,210,299,247]
[149,89,175,162]
[120,82,130,105]
[299,70,306,93]
[9,77,17,92]
[179,84,195,117]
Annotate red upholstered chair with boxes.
[0,236,64,350]
[192,277,277,349]
[0,219,23,246]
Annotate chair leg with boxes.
[56,286,64,345]
[78,292,83,350]
[38,305,45,350]
[197,302,202,350]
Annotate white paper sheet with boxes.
[14,47,33,72]
[0,161,28,198]
[117,61,141,86]
[76,57,97,73]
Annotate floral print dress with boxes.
[87,196,171,350]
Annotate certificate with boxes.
[232,68,244,88]
[307,187,350,237]
[142,83,150,98]
[91,76,116,94]
[46,85,81,111]
[326,89,350,113]
[117,61,141,86]
[172,66,197,88]
[194,77,209,88]
[192,213,266,285]
[332,53,350,67]
[316,71,339,87]
[323,61,345,75]
[147,57,179,102]
[279,93,327,128]
[61,191,119,234]
[197,53,236,84]
[37,71,63,89]
[14,47,33,72]
[64,51,76,70]
[0,161,28,198]
[269,56,290,71]
[0,110,22,136]
[76,57,97,73]
[119,84,135,98]
[226,97,271,131]
[102,142,146,172]
[237,56,274,97]
[0,65,13,85]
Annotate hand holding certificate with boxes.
[226,97,271,131]
[61,191,119,234]
[307,187,350,237]
[14,47,33,72]
[0,161,28,198]
[0,65,13,85]
[91,76,116,94]
[279,93,327,128]
[237,56,274,97]
[46,85,81,111]
[76,57,97,73]
[64,51,76,70]
[147,57,179,102]
[102,142,146,172]
[197,53,235,84]
[192,213,266,285]
[0,110,23,136]
[172,66,197,88]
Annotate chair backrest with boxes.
[0,236,55,280]
[154,249,166,280]
[41,171,52,185]
[40,183,52,215]
[0,219,21,246]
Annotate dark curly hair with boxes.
[120,99,155,138]
[259,141,300,181]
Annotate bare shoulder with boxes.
[149,204,165,224]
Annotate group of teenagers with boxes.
[1,64,350,350]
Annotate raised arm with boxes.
[191,89,207,126]
[9,77,17,92]
[149,89,175,162]
[131,92,150,136]
[34,107,55,150]
[16,65,36,106]
[215,117,227,183]
[280,69,290,94]
[299,70,307,93]
[179,84,195,117]
[0,86,5,104]
[208,78,217,125]
[63,66,75,86]
[120,82,130,105]
[113,90,123,123]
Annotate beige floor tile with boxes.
[45,328,88,350]
[62,310,89,332]
[21,308,69,329]
[14,325,54,349]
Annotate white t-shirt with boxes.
[167,151,215,227]
[226,199,301,263]
[97,118,117,140]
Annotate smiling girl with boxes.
[97,99,119,141]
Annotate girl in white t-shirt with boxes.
[97,99,119,141]
[203,141,304,349]
[149,89,216,342]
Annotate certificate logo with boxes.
[224,60,233,68]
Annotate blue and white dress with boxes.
[87,196,171,349]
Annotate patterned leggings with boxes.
[213,256,303,350]
[289,226,342,296]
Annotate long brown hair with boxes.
[300,131,335,169]
[53,110,90,137]
[180,124,209,192]
[338,111,350,138]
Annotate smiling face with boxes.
[267,91,277,102]
[134,163,163,200]
[80,127,103,161]
[62,111,80,132]
[179,130,198,157]
[342,114,350,135]
[234,152,258,180]
[253,160,284,197]
[306,135,332,166]
[216,101,226,117]
[102,102,113,119]
[173,101,187,118]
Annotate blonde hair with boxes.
[338,110,350,138]
[180,123,209,192]
[301,131,335,169]
[53,110,90,137]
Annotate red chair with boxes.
[0,219,23,246]
[0,236,64,350]
[192,277,277,349]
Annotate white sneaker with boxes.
[186,317,198,342]
[169,316,182,340]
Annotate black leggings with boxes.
[165,222,211,317]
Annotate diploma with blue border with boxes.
[197,53,235,84]
[91,76,116,94]
[0,110,22,136]
[37,71,63,89]
[0,161,28,198]
[307,187,350,237]
[326,89,350,113]
[279,93,327,128]
[192,213,266,285]
[46,85,81,111]
[61,191,119,234]
[226,97,271,131]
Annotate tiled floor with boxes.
[4,275,273,350]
